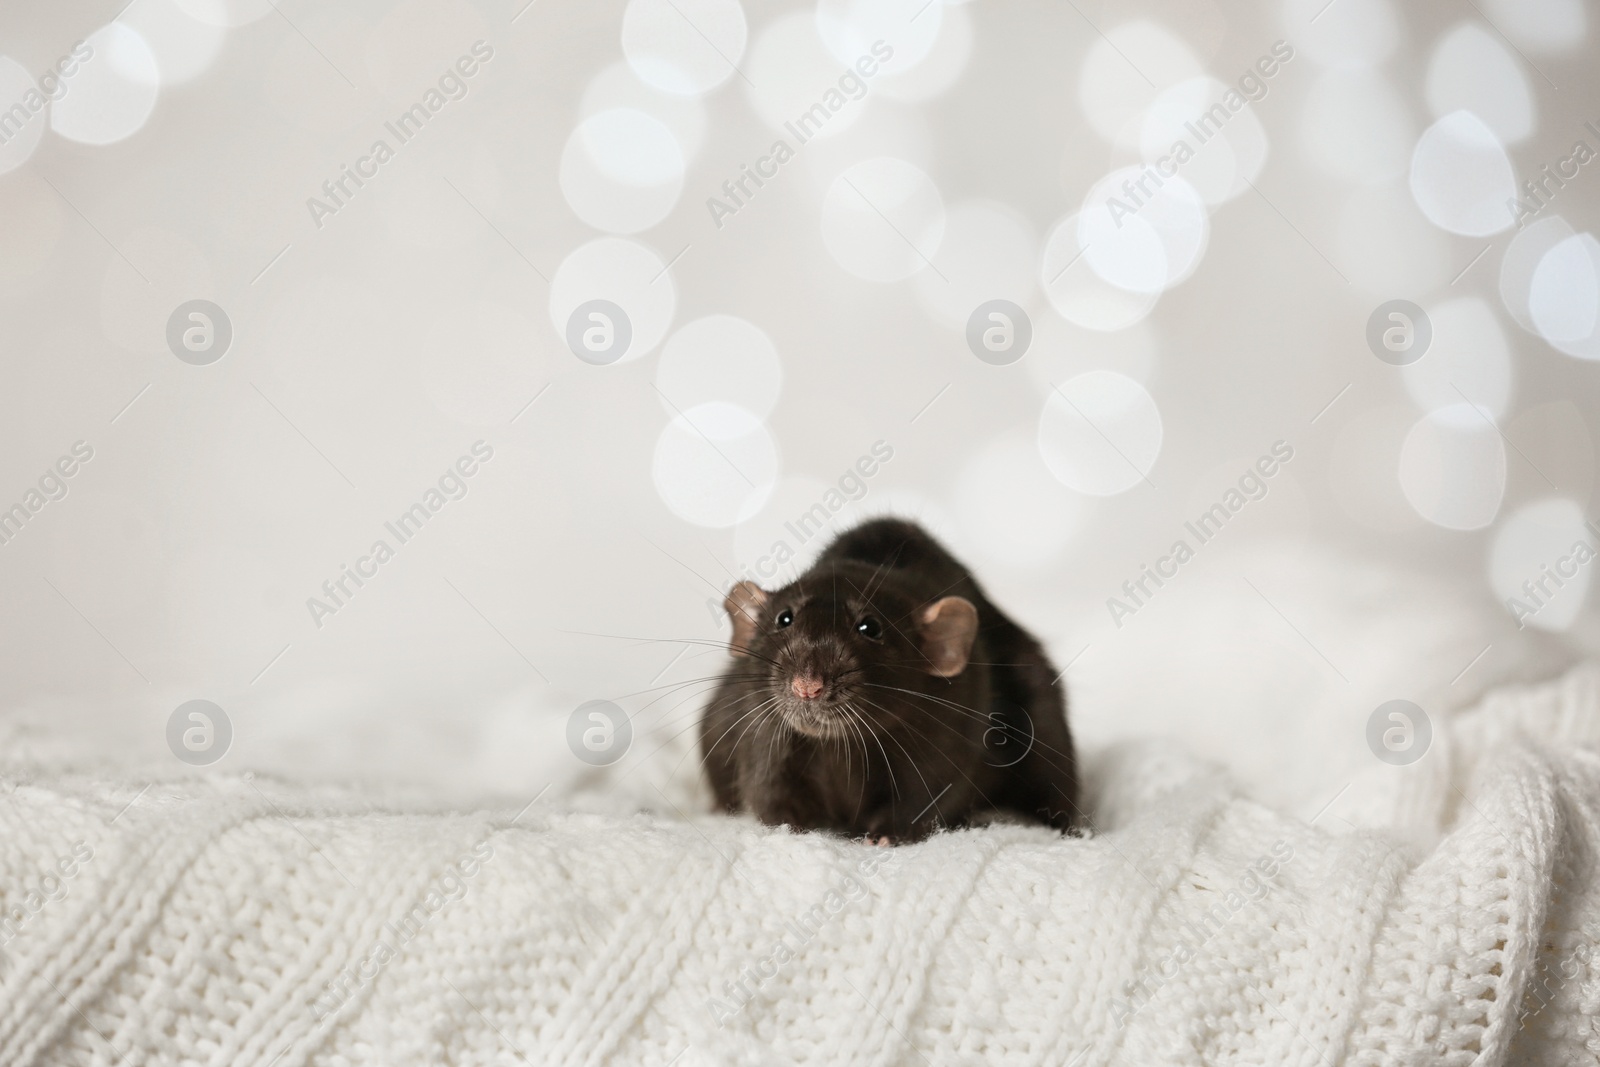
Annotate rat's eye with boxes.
[855,616,883,640]
[776,609,794,628]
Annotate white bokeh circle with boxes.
[815,0,939,71]
[124,0,227,85]
[1078,167,1209,293]
[1283,0,1400,68]
[581,109,682,187]
[1037,371,1163,496]
[1040,213,1159,331]
[745,11,869,139]
[621,0,747,96]
[653,402,778,527]
[657,315,783,418]
[559,108,685,234]
[820,157,945,282]
[50,24,159,145]
[1078,20,1203,141]
[1529,232,1600,359]
[1139,76,1269,205]
[875,1,970,102]
[1488,497,1594,632]
[1401,297,1514,419]
[548,238,677,362]
[581,61,707,162]
[1426,23,1533,145]
[1500,215,1576,336]
[952,435,1084,569]
[1409,110,1516,237]
[1398,404,1507,530]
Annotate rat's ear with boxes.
[919,596,978,677]
[724,581,768,656]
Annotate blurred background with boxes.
[0,0,1596,828]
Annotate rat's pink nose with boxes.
[790,673,825,701]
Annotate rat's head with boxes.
[722,565,978,740]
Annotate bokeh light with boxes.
[951,434,1084,570]
[1078,21,1202,142]
[1398,404,1507,530]
[657,315,783,418]
[124,0,227,85]
[1037,371,1163,496]
[581,61,708,162]
[1040,213,1159,331]
[559,108,685,234]
[548,238,678,362]
[621,0,747,96]
[652,402,778,527]
[820,157,945,282]
[1328,404,1429,534]
[1409,110,1516,237]
[1501,215,1577,336]
[1529,232,1600,359]
[1401,297,1514,419]
[745,10,868,139]
[1488,497,1593,632]
[50,24,159,146]
[1140,76,1269,205]
[1426,23,1534,144]
[874,1,971,102]
[1282,0,1400,68]
[1078,167,1209,294]
[815,0,941,71]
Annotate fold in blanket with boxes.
[1,667,1597,1066]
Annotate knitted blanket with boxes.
[2,668,1598,1067]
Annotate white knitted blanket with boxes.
[3,668,1599,1067]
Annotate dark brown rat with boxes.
[699,518,1078,844]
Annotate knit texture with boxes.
[2,666,1598,1067]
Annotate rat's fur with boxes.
[700,519,1078,843]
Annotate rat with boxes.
[699,518,1078,844]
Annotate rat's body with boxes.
[700,519,1077,843]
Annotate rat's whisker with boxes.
[855,694,1003,820]
[856,682,1077,765]
[847,701,900,805]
